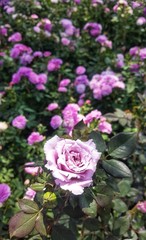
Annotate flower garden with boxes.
[0,0,146,239]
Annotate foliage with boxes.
[0,0,146,239]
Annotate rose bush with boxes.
[44,135,101,195]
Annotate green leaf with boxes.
[35,212,47,236]
[79,193,97,217]
[118,179,131,197]
[84,218,100,231]
[113,215,131,236]
[127,80,135,93]
[108,132,137,159]
[18,199,39,214]
[89,131,106,152]
[9,211,38,238]
[102,159,132,178]
[96,184,114,207]
[82,200,97,218]
[139,230,146,240]
[72,120,88,140]
[51,225,76,240]
[113,199,128,213]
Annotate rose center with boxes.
[66,150,84,171]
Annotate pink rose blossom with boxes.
[23,188,36,201]
[58,87,68,92]
[62,103,81,135]
[44,135,101,195]
[50,115,63,129]
[136,17,146,26]
[47,103,59,111]
[59,78,71,87]
[76,84,86,94]
[33,51,43,58]
[43,51,51,57]
[27,132,44,145]
[61,37,70,46]
[84,110,102,125]
[137,201,146,213]
[139,48,146,60]
[30,14,39,19]
[47,58,63,71]
[75,66,86,75]
[8,32,22,42]
[98,117,112,134]
[36,84,46,90]
[24,162,43,176]
[12,115,27,129]
[0,183,11,204]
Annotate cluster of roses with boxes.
[10,66,48,90]
[89,70,125,100]
[49,103,112,135]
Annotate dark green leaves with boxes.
[108,132,137,159]
[113,215,131,236]
[79,192,97,218]
[51,225,76,240]
[89,131,106,152]
[102,159,132,178]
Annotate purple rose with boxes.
[8,32,22,42]
[47,103,59,111]
[137,201,146,213]
[0,183,11,204]
[12,115,27,129]
[61,37,70,46]
[50,115,63,129]
[75,66,86,75]
[58,87,68,92]
[136,17,146,26]
[23,188,36,201]
[44,135,101,195]
[47,58,63,72]
[84,109,102,125]
[24,162,43,176]
[98,117,112,134]
[27,132,44,145]
[59,78,71,87]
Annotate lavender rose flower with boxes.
[44,135,101,195]
[0,183,11,204]
[27,132,44,145]
[12,115,27,129]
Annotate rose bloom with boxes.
[47,103,59,111]
[44,135,101,195]
[8,32,22,42]
[98,117,112,134]
[27,132,44,145]
[24,162,43,176]
[75,66,86,75]
[137,201,146,213]
[12,115,27,129]
[23,187,36,201]
[50,115,63,129]
[0,183,11,204]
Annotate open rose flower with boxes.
[0,183,11,204]
[136,201,146,213]
[44,135,101,195]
